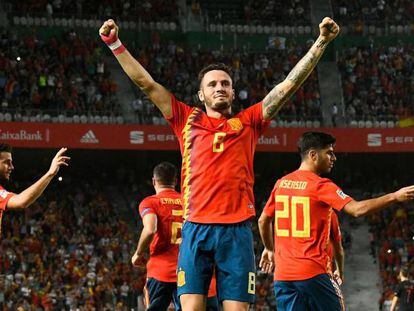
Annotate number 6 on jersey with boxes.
[213,132,226,153]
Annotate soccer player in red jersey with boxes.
[0,143,70,237]
[131,162,183,310]
[258,132,414,311]
[131,162,219,310]
[101,17,340,310]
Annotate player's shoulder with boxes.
[0,184,10,199]
[139,195,159,208]
[232,102,263,125]
[171,94,199,113]
[318,176,335,185]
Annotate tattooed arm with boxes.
[262,17,340,120]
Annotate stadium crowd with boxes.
[337,43,414,124]
[199,0,310,26]
[332,0,414,29]
[340,160,414,311]
[0,28,120,119]
[4,0,179,23]
[0,166,148,310]
[370,200,414,310]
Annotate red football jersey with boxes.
[263,170,353,281]
[0,185,14,237]
[166,96,269,223]
[327,211,342,270]
[138,189,183,282]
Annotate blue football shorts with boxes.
[274,273,345,311]
[177,221,256,303]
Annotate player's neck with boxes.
[298,163,320,175]
[205,106,232,119]
[155,185,175,194]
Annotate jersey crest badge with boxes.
[227,118,243,131]
[177,269,186,287]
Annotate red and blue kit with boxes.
[138,189,183,283]
[263,170,353,281]
[167,95,269,224]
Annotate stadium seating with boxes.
[0,28,124,123]
[337,44,414,125]
[200,0,311,26]
[331,0,414,34]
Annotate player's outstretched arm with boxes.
[262,17,340,120]
[99,19,172,118]
[343,185,414,218]
[131,213,157,267]
[7,148,70,209]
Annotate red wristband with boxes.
[107,38,126,55]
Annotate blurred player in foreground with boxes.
[0,143,70,237]
[390,266,414,311]
[258,131,414,311]
[101,17,339,310]
[131,162,218,310]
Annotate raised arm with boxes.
[343,185,414,218]
[262,17,340,120]
[7,148,70,209]
[99,19,172,118]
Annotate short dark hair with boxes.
[153,162,177,186]
[0,143,12,153]
[198,63,232,85]
[401,266,410,278]
[297,132,336,159]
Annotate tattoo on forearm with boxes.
[286,38,326,84]
[263,37,327,119]
[263,88,287,118]
[286,52,318,84]
[316,38,327,49]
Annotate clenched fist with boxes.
[319,17,340,42]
